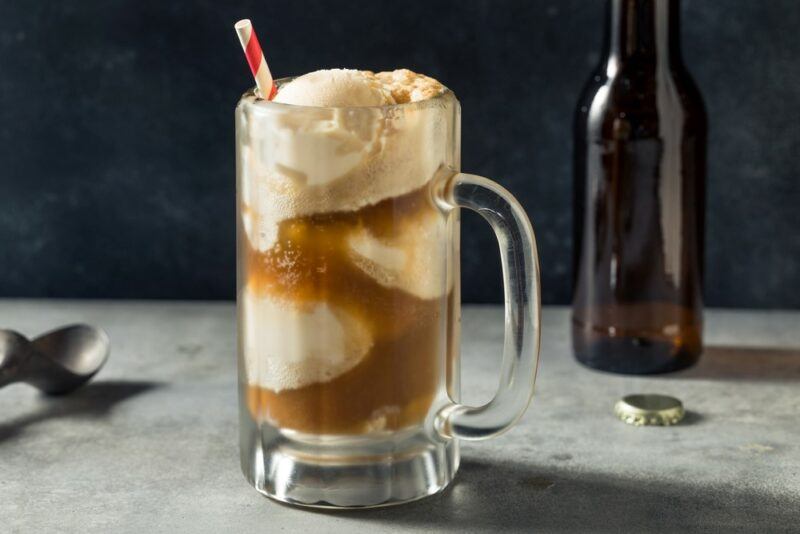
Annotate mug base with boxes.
[241,425,459,509]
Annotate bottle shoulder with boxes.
[576,62,706,141]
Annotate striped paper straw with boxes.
[235,19,277,100]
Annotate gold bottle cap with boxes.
[614,394,685,426]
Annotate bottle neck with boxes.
[603,0,681,68]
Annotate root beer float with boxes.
[234,20,542,508]
[236,68,457,435]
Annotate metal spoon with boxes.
[0,324,109,395]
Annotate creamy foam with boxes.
[239,69,450,252]
[375,69,445,104]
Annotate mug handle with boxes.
[434,172,541,440]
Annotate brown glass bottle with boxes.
[572,0,706,374]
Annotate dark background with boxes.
[0,0,797,307]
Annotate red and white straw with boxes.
[234,19,277,100]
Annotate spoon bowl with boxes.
[25,324,110,394]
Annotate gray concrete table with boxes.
[2,301,799,533]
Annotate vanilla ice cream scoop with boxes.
[241,289,373,392]
[274,69,395,107]
[348,208,450,300]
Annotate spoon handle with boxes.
[0,329,35,389]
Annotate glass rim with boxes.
[238,76,456,113]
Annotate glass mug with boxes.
[236,81,541,508]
